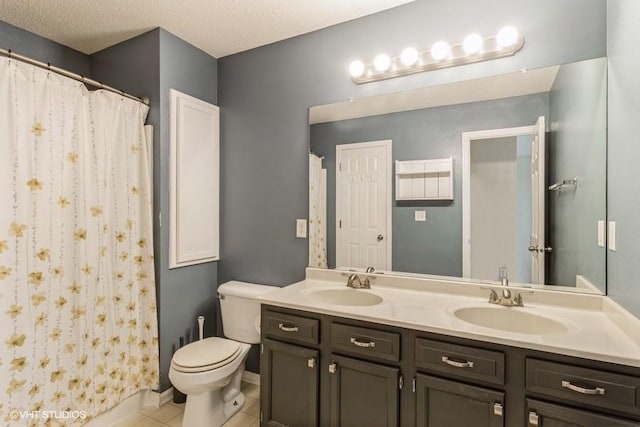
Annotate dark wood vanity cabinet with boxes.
[526,399,640,427]
[416,374,504,427]
[329,354,400,427]
[261,338,319,427]
[260,305,640,427]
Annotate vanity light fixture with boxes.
[373,53,392,72]
[462,33,484,55]
[348,26,524,84]
[400,47,419,67]
[430,41,451,61]
[348,60,365,78]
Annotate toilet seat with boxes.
[172,337,242,373]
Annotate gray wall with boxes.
[91,29,219,391]
[311,94,548,276]
[0,20,90,76]
[547,58,607,291]
[157,29,219,389]
[218,0,606,292]
[607,0,640,316]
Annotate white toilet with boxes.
[169,281,272,427]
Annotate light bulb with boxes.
[373,54,391,72]
[349,60,365,78]
[430,41,451,61]
[497,26,519,48]
[400,47,419,67]
[463,33,484,55]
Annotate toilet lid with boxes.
[172,337,241,372]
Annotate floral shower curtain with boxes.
[0,58,159,426]
[309,153,327,268]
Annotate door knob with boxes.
[528,245,538,252]
[377,234,384,241]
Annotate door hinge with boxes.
[339,220,342,229]
[308,358,316,368]
[260,412,263,422]
[339,162,342,172]
[493,402,503,417]
[260,343,264,354]
[329,363,337,374]
[412,377,416,393]
[528,411,539,426]
[399,375,404,390]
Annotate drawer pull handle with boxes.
[350,337,376,348]
[561,380,605,395]
[441,356,474,369]
[278,323,299,332]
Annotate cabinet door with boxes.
[526,399,640,427]
[416,374,505,427]
[261,339,319,427]
[329,354,399,427]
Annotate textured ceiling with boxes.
[0,0,414,58]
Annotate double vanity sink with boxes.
[259,268,640,426]
[302,286,569,336]
[271,268,639,366]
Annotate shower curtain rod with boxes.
[0,48,149,105]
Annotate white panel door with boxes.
[530,116,546,284]
[336,140,392,270]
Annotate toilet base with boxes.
[180,362,248,427]
[183,389,247,427]
[224,391,245,420]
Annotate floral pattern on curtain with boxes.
[309,153,327,268]
[0,58,159,426]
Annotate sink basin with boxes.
[305,288,383,306]
[453,307,569,335]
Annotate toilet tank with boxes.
[218,281,274,344]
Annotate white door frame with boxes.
[461,125,535,278]
[336,140,393,270]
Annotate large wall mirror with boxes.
[308,57,607,294]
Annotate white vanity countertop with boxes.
[259,268,640,368]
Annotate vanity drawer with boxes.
[331,323,400,363]
[415,338,505,386]
[526,358,640,416]
[263,310,320,346]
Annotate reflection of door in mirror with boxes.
[335,140,392,270]
[462,117,545,284]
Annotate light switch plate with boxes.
[608,221,616,251]
[597,220,605,247]
[296,219,307,238]
[415,210,426,222]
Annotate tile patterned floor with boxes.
[117,382,260,427]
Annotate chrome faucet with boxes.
[483,267,533,307]
[499,266,511,300]
[346,267,376,289]
[347,273,363,288]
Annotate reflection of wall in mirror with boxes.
[547,58,607,290]
[310,93,549,277]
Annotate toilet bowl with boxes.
[168,281,273,427]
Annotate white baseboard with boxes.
[242,371,260,385]
[159,387,174,406]
[83,389,159,426]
